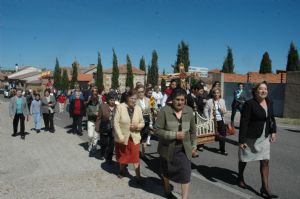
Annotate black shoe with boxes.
[77,132,83,136]
[49,130,55,133]
[21,135,25,140]
[44,128,49,132]
[260,188,278,199]
[36,130,40,133]
[11,133,18,137]
[219,150,228,156]
[105,160,114,165]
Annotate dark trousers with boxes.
[100,133,114,161]
[217,120,226,152]
[72,115,82,133]
[231,103,243,123]
[13,113,25,135]
[43,113,55,131]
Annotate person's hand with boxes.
[239,143,248,150]
[220,108,226,113]
[270,133,277,143]
[130,124,138,132]
[192,148,199,158]
[95,112,99,116]
[176,131,185,140]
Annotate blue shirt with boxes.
[16,97,23,114]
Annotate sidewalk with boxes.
[0,101,164,199]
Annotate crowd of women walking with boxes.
[8,80,278,199]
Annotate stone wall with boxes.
[283,71,300,118]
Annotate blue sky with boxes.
[1,0,300,73]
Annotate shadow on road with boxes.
[78,142,104,160]
[286,129,300,133]
[191,163,261,197]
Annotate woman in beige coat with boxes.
[114,89,145,181]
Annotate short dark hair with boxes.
[170,79,177,84]
[191,83,204,91]
[44,89,51,94]
[125,89,138,102]
[171,88,187,100]
[238,82,244,86]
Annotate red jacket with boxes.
[57,95,66,103]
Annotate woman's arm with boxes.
[203,99,211,118]
[239,101,251,144]
[113,105,125,142]
[189,112,197,148]
[154,109,177,140]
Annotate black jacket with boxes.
[239,98,277,144]
[186,93,205,115]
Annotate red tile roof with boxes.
[223,72,286,83]
[209,68,221,73]
[68,73,93,82]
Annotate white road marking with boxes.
[191,172,253,199]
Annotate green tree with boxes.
[259,52,272,74]
[172,41,190,73]
[60,68,69,92]
[161,69,167,92]
[53,58,61,89]
[222,47,234,73]
[146,65,151,85]
[95,51,104,90]
[125,54,134,88]
[139,56,146,71]
[70,61,78,89]
[111,49,119,89]
[286,42,300,71]
[151,50,159,86]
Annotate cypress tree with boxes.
[259,52,272,74]
[150,50,159,86]
[60,68,69,92]
[139,56,146,71]
[70,61,78,89]
[111,49,119,89]
[161,69,167,92]
[172,41,190,73]
[222,47,234,73]
[147,65,151,85]
[53,58,61,89]
[95,51,104,90]
[286,42,300,71]
[126,54,134,88]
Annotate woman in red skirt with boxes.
[114,89,145,181]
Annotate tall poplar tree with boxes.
[53,58,61,89]
[222,47,234,73]
[286,42,300,71]
[125,55,134,88]
[95,51,104,90]
[111,49,119,89]
[139,56,146,71]
[60,69,69,92]
[259,52,272,74]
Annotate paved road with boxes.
[1,95,300,198]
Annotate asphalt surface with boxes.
[1,94,300,199]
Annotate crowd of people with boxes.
[8,80,278,199]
